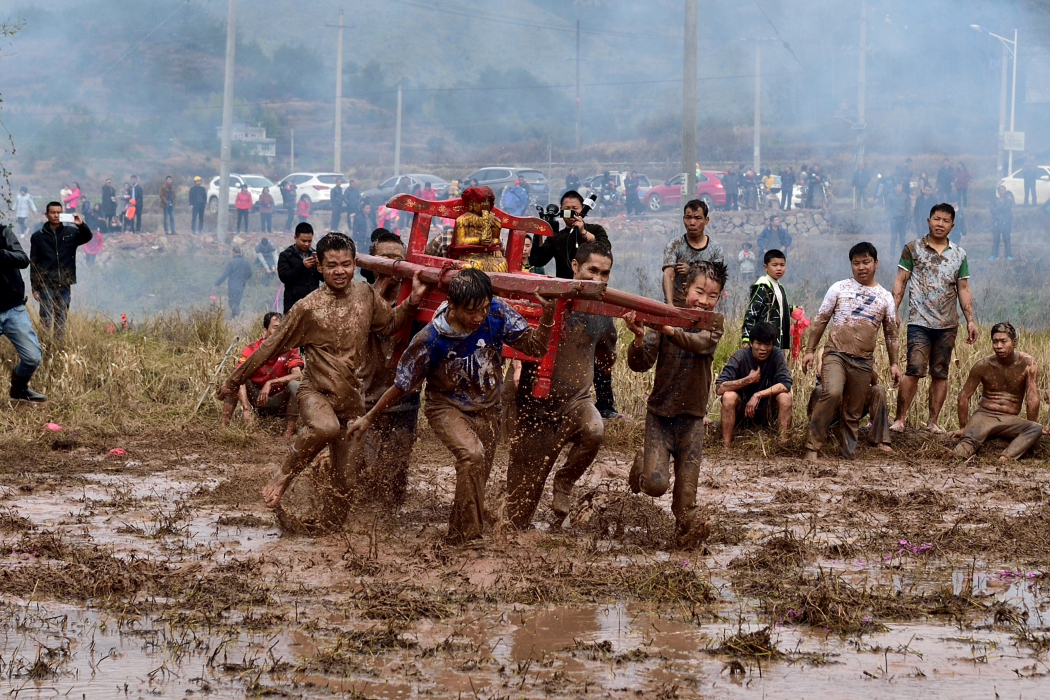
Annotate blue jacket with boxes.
[500,185,529,217]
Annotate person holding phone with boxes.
[277,223,323,314]
[29,202,93,340]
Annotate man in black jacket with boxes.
[277,223,323,314]
[101,179,117,226]
[529,190,617,419]
[1,225,45,401]
[129,175,144,232]
[529,191,609,280]
[779,166,796,210]
[343,180,361,230]
[189,176,207,234]
[30,202,93,340]
[329,178,345,231]
[936,158,954,203]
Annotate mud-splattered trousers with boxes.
[506,392,604,528]
[953,408,1043,460]
[805,351,873,458]
[632,412,706,539]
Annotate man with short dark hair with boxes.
[990,184,1015,261]
[29,202,93,339]
[189,177,207,234]
[717,321,793,447]
[278,223,324,314]
[912,185,937,237]
[1,224,45,401]
[129,175,144,232]
[529,190,609,280]
[1021,156,1040,206]
[802,242,900,461]
[851,164,871,207]
[624,171,642,215]
[219,233,430,528]
[661,199,725,307]
[159,176,177,235]
[330,178,345,231]
[936,157,954,202]
[952,323,1042,462]
[564,168,580,194]
[742,249,791,349]
[779,166,795,210]
[886,181,911,253]
[215,246,253,318]
[891,202,976,434]
[757,216,791,254]
[506,241,618,529]
[722,166,740,211]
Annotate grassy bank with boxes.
[5,306,1050,462]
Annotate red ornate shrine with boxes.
[354,194,723,399]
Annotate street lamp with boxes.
[971,24,1018,176]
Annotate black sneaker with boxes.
[597,406,622,421]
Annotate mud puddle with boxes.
[1,599,1048,699]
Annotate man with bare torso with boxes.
[952,323,1043,462]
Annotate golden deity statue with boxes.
[449,186,507,272]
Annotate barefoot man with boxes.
[891,202,977,434]
[802,242,900,462]
[952,323,1043,462]
[218,233,429,525]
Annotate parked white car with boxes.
[277,172,346,210]
[998,165,1050,204]
[207,174,278,213]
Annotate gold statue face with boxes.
[482,197,494,212]
[467,199,484,215]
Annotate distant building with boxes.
[216,121,276,157]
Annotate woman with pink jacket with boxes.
[64,182,81,212]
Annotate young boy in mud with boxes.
[951,323,1043,462]
[716,321,793,448]
[218,232,430,527]
[347,268,556,545]
[741,249,791,350]
[802,242,900,462]
[625,260,727,548]
[505,241,618,530]
[357,232,422,509]
[807,348,893,454]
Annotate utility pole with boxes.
[217,0,236,242]
[394,81,402,176]
[575,20,581,153]
[753,43,761,174]
[334,8,344,173]
[997,42,1008,177]
[856,0,867,172]
[1008,28,1018,175]
[682,0,698,197]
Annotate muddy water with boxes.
[3,462,1050,698]
[1,600,1046,699]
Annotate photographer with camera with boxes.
[530,190,618,419]
[278,223,324,314]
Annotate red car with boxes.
[644,171,726,212]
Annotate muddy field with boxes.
[1,419,1049,699]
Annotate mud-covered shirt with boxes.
[898,236,970,329]
[228,282,416,418]
[518,311,618,405]
[806,278,898,361]
[662,235,725,307]
[395,297,552,412]
[627,321,725,418]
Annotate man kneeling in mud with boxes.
[219,232,429,528]
[625,260,726,549]
[952,322,1043,462]
[348,268,555,545]
[505,241,618,529]
[358,231,422,509]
